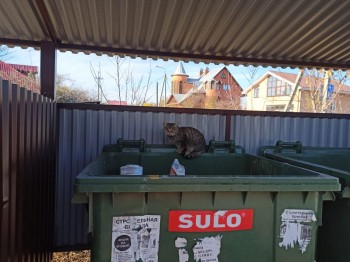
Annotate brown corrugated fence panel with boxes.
[56,104,350,249]
[0,78,56,262]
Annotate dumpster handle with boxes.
[117,138,146,152]
[257,145,275,156]
[274,140,302,153]
[208,140,236,153]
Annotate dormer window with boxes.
[267,76,291,96]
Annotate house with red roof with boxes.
[243,70,350,113]
[167,62,242,109]
[0,61,40,93]
[107,100,128,105]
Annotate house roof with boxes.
[172,62,188,76]
[0,61,40,92]
[167,88,206,105]
[199,67,226,82]
[7,63,38,74]
[243,70,350,95]
[187,78,199,83]
[107,100,128,105]
[168,92,195,104]
[1,0,350,69]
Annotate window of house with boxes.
[179,81,183,94]
[211,81,215,89]
[223,84,230,90]
[266,104,286,111]
[221,72,226,79]
[330,101,336,113]
[254,87,259,98]
[267,76,292,96]
[217,82,221,90]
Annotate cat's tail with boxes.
[183,151,204,159]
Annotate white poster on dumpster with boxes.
[193,235,222,262]
[279,209,316,253]
[111,215,161,262]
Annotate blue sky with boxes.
[3,46,298,103]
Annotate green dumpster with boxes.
[73,140,339,262]
[259,140,350,262]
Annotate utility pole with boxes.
[156,82,159,106]
[163,73,167,107]
[156,65,167,107]
[90,62,106,102]
[322,70,333,113]
[285,69,304,112]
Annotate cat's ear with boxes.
[163,121,167,127]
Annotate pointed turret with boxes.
[172,61,188,76]
[171,62,189,95]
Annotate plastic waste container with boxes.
[259,140,350,262]
[73,140,339,262]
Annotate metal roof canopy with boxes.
[1,0,350,70]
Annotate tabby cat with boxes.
[163,122,206,159]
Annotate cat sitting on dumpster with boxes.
[163,121,206,159]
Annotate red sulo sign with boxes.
[168,209,254,232]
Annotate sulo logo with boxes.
[168,209,254,232]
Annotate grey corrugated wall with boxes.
[231,115,350,154]
[55,104,350,249]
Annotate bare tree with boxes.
[56,74,96,103]
[242,65,260,86]
[302,69,350,113]
[108,56,154,105]
[0,45,14,61]
[90,62,108,102]
[220,86,241,110]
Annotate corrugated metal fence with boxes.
[56,103,350,249]
[0,78,56,261]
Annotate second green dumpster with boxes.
[259,140,350,262]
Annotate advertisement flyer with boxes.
[111,215,161,262]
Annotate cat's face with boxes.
[163,122,179,138]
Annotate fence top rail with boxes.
[57,103,350,119]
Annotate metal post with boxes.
[156,82,159,106]
[164,73,167,107]
[40,41,57,100]
[156,66,167,107]
[322,70,333,113]
[285,69,304,112]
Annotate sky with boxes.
[2,46,299,104]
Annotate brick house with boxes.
[167,62,242,108]
[0,61,39,93]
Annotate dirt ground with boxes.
[52,251,90,262]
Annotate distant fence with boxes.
[0,78,56,262]
[55,103,350,249]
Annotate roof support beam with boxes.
[34,0,59,43]
[40,41,57,100]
